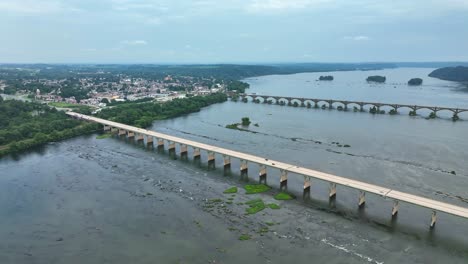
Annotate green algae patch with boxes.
[245,199,266,214]
[96,133,112,139]
[239,234,251,241]
[268,203,280,210]
[244,184,271,194]
[265,221,276,226]
[223,187,238,194]
[208,198,223,203]
[274,192,295,200]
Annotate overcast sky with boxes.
[1,0,468,63]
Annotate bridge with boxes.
[67,112,468,228]
[239,94,468,119]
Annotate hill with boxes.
[429,66,468,82]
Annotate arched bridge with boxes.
[239,94,468,119]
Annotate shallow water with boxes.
[1,68,468,263]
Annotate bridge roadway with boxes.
[67,112,468,226]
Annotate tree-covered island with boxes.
[366,75,386,83]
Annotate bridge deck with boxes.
[243,94,468,112]
[67,112,468,220]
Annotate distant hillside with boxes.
[429,66,468,82]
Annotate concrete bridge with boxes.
[239,94,468,119]
[67,112,468,228]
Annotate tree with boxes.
[241,117,251,126]
[101,98,110,104]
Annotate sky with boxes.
[1,0,468,63]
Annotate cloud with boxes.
[121,40,148,45]
[344,35,371,41]
[246,0,331,13]
[0,0,80,14]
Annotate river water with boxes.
[1,68,467,263]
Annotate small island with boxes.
[318,75,334,81]
[408,78,423,86]
[366,76,386,83]
[429,66,468,82]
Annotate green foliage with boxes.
[429,112,437,119]
[319,75,334,81]
[245,199,266,214]
[274,192,294,200]
[366,75,386,83]
[0,99,99,156]
[227,80,250,93]
[96,133,112,139]
[239,234,251,241]
[244,184,271,194]
[429,66,468,82]
[268,203,281,209]
[223,187,238,194]
[97,93,227,128]
[408,78,423,86]
[241,117,251,126]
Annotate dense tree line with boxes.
[98,93,227,128]
[0,100,99,156]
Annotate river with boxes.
[1,68,467,263]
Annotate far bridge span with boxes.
[239,94,468,120]
[67,112,468,228]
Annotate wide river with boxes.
[1,68,467,263]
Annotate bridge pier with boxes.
[314,101,319,108]
[136,134,144,143]
[358,191,366,207]
[127,131,135,140]
[430,211,437,228]
[259,164,267,184]
[303,176,311,198]
[344,103,348,112]
[146,136,153,147]
[168,141,176,153]
[240,160,248,176]
[180,144,188,158]
[111,127,118,133]
[223,155,231,170]
[280,170,288,191]
[392,200,399,216]
[192,147,201,160]
[329,183,337,198]
[360,104,364,112]
[156,138,164,149]
[207,151,215,168]
[118,129,126,136]
[104,125,111,131]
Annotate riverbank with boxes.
[0,93,227,157]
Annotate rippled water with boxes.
[1,68,468,263]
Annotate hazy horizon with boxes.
[1,0,468,63]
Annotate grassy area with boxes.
[239,234,251,241]
[274,192,295,200]
[223,187,238,194]
[245,199,266,214]
[244,184,271,194]
[267,203,281,209]
[96,133,112,139]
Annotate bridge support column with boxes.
[136,134,144,142]
[358,191,366,207]
[111,127,118,133]
[303,176,311,198]
[392,200,399,216]
[240,160,248,176]
[259,165,267,184]
[118,129,126,136]
[127,131,135,139]
[430,211,437,228]
[280,170,288,191]
[314,101,319,108]
[157,139,164,149]
[146,136,153,147]
[223,155,231,170]
[360,104,364,112]
[104,125,111,131]
[180,144,188,158]
[329,183,337,198]
[193,147,201,160]
[344,104,348,111]
[207,151,215,168]
[168,141,176,153]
